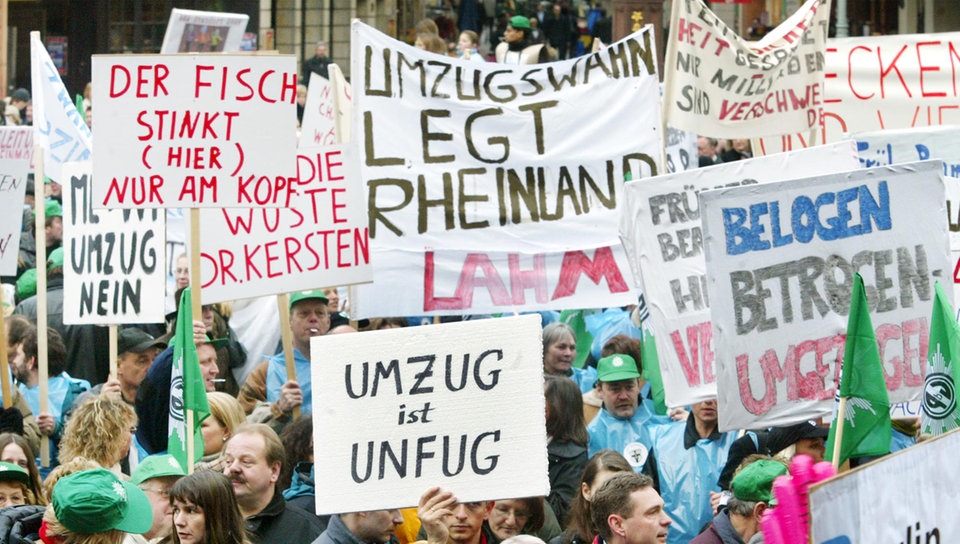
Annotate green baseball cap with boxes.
[52,468,153,534]
[731,459,788,503]
[289,289,328,309]
[45,199,62,218]
[131,454,186,485]
[0,461,30,485]
[48,247,64,268]
[16,269,37,301]
[509,15,531,30]
[597,354,640,383]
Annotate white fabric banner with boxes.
[701,161,951,431]
[160,9,250,54]
[299,67,353,147]
[199,144,371,304]
[757,32,960,155]
[91,54,298,208]
[31,32,92,184]
[311,314,548,514]
[352,244,637,318]
[662,0,831,138]
[664,126,698,173]
[810,428,960,543]
[61,161,166,324]
[854,126,960,306]
[354,20,663,254]
[0,128,34,276]
[620,141,861,407]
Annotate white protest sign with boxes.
[311,314,548,514]
[810,428,960,543]
[355,21,663,254]
[61,161,166,324]
[664,126,698,173]
[299,68,353,147]
[619,141,861,407]
[701,161,951,431]
[854,126,960,306]
[0,128,32,276]
[160,9,250,53]
[31,32,92,184]
[199,144,371,304]
[351,243,637,318]
[757,32,960,155]
[91,54,298,208]
[662,0,829,138]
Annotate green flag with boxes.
[168,287,209,469]
[640,326,667,416]
[559,310,593,369]
[825,274,891,466]
[75,93,84,118]
[922,282,960,435]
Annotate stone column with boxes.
[611,0,665,79]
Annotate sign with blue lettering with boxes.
[619,141,861,408]
[809,425,960,542]
[310,314,548,514]
[701,161,951,431]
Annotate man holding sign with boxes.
[418,488,494,544]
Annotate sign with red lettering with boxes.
[198,144,370,304]
[311,314,548,514]
[756,32,960,155]
[91,55,298,208]
[701,161,951,431]
[0,127,33,276]
[299,69,352,147]
[620,141,861,408]
[352,244,637,317]
[663,0,830,138]
[61,161,166,324]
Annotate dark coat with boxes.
[246,489,326,544]
[548,440,588,525]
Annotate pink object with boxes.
[761,456,838,543]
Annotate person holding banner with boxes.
[417,487,494,544]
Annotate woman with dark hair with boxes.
[550,450,633,544]
[544,376,588,525]
[0,432,44,504]
[169,470,251,544]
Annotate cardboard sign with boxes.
[854,126,960,306]
[351,243,638,318]
[160,9,250,54]
[619,141,861,407]
[757,32,960,155]
[664,127,698,174]
[809,428,960,543]
[198,144,371,304]
[701,161,951,431]
[311,314,548,514]
[354,21,663,254]
[299,69,353,147]
[0,128,33,275]
[31,32,92,184]
[91,55,297,208]
[61,162,166,324]
[663,0,830,138]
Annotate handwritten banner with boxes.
[664,127,698,174]
[198,144,371,304]
[757,32,960,155]
[354,21,663,253]
[61,161,166,324]
[701,161,951,431]
[351,243,637,318]
[619,141,861,407]
[663,0,830,138]
[311,314,548,514]
[810,428,960,543]
[91,54,298,208]
[160,8,250,54]
[0,128,33,275]
[31,32,92,184]
[299,68,353,147]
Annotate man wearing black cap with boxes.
[239,290,330,427]
[72,328,166,409]
[716,421,827,492]
[495,15,550,64]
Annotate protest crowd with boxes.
[0,0,955,543]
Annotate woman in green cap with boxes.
[0,460,35,506]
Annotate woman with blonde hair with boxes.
[58,396,136,474]
[198,392,246,471]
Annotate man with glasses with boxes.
[587,355,657,472]
[128,454,187,544]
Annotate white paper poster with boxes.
[160,9,250,54]
[311,314,548,514]
[0,128,34,276]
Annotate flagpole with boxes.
[187,209,203,473]
[0,312,11,408]
[277,294,300,420]
[33,145,50,468]
[831,396,848,470]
